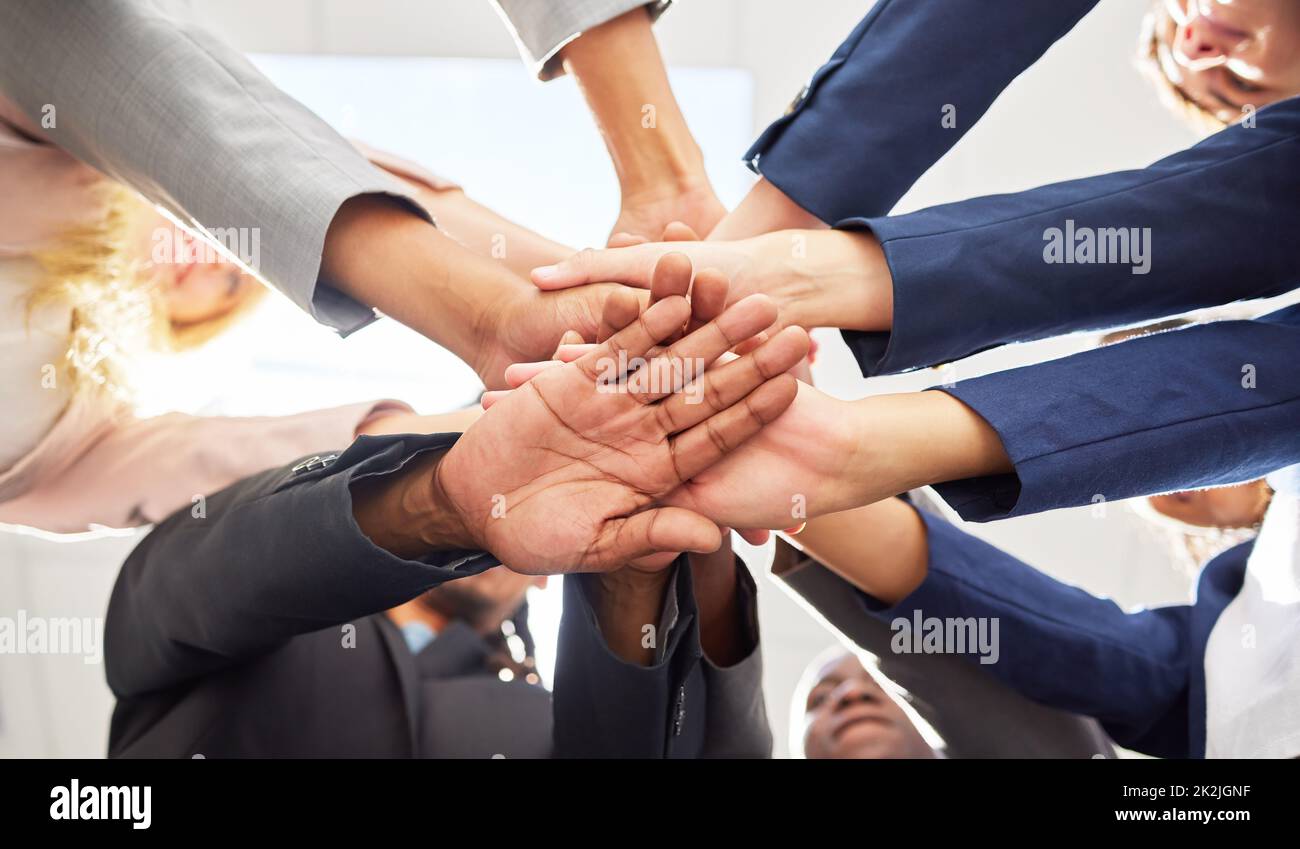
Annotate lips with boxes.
[829,702,890,741]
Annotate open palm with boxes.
[440,292,809,574]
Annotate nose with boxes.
[831,678,876,709]
[1176,15,1229,65]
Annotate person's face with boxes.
[1154,0,1300,123]
[136,211,259,326]
[1147,479,1272,528]
[801,654,935,759]
[420,568,545,632]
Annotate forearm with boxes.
[840,390,1013,511]
[413,188,572,278]
[584,570,670,666]
[708,178,828,240]
[0,0,422,334]
[839,104,1300,376]
[688,545,748,667]
[932,306,1300,521]
[350,446,476,560]
[794,499,929,605]
[561,7,708,203]
[322,194,522,381]
[105,435,492,697]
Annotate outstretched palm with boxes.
[440,292,809,574]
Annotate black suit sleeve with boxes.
[105,434,497,699]
[552,556,772,758]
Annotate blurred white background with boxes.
[0,0,1254,758]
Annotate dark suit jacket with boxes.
[743,0,1300,519]
[105,433,772,758]
[843,506,1252,759]
[771,539,1114,759]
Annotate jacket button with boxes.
[292,453,339,475]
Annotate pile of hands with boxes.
[429,219,886,580]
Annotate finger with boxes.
[481,390,510,410]
[532,246,656,291]
[730,332,767,356]
[573,295,692,382]
[738,528,771,545]
[668,373,800,482]
[628,293,779,403]
[648,251,693,308]
[687,267,729,335]
[608,232,650,248]
[553,342,598,363]
[556,329,584,352]
[594,507,722,568]
[597,287,643,343]
[662,221,701,242]
[656,326,810,433]
[504,359,563,388]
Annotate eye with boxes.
[1225,69,1262,93]
[807,692,827,711]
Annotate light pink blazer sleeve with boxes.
[0,397,410,534]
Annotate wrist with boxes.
[777,229,890,331]
[426,450,480,551]
[588,567,671,665]
[351,448,478,560]
[616,143,710,203]
[845,392,1013,506]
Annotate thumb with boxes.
[593,507,722,570]
[532,246,656,291]
[661,221,701,241]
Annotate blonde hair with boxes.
[26,182,263,402]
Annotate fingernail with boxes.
[533,265,559,282]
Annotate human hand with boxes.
[532,227,890,333]
[610,180,726,247]
[472,281,649,390]
[494,319,864,538]
[439,278,810,574]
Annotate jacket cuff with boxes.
[492,1,671,82]
[552,557,701,758]
[283,433,500,588]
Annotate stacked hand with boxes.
[530,223,892,335]
[436,264,811,574]
[489,252,870,542]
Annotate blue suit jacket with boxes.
[859,505,1249,758]
[744,0,1300,518]
[936,304,1300,520]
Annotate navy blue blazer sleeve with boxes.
[104,434,497,699]
[859,507,1239,758]
[743,0,1101,222]
[838,98,1300,376]
[930,304,1300,521]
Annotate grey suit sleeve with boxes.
[771,539,1115,759]
[105,433,498,699]
[0,0,430,335]
[492,0,671,80]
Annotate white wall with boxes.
[2,0,1225,758]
